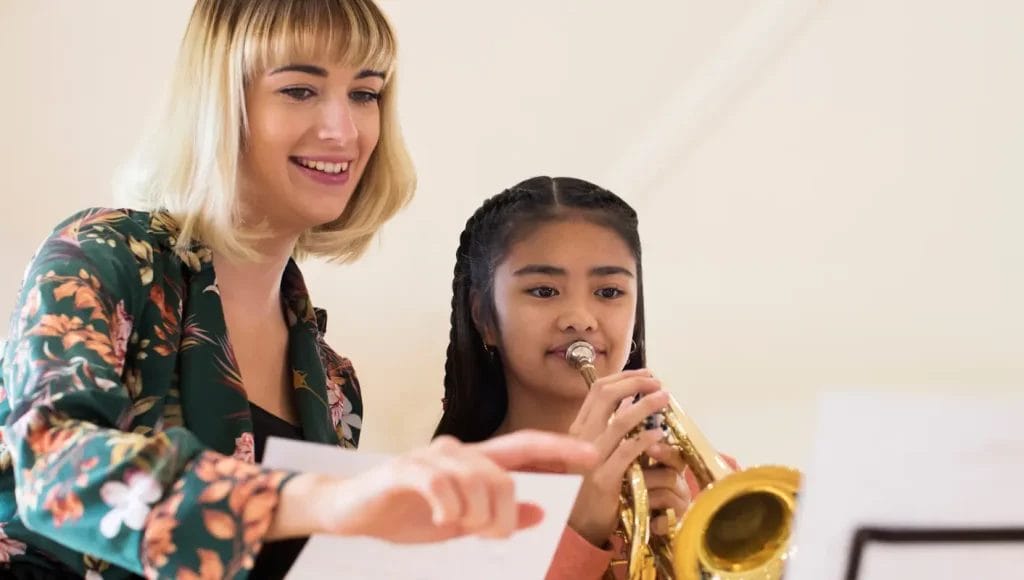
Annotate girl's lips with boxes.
[549,348,605,358]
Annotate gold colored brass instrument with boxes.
[565,341,802,580]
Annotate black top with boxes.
[250,403,304,463]
[249,404,307,580]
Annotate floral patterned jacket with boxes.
[0,208,363,578]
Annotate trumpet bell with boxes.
[673,465,801,580]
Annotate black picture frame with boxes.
[844,527,1024,580]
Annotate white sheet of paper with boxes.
[785,391,1024,580]
[262,437,584,580]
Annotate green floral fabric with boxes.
[0,208,362,578]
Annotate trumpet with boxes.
[565,340,802,580]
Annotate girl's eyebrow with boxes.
[512,264,634,278]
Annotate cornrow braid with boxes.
[434,176,647,441]
[435,187,536,441]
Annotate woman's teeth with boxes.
[296,158,349,174]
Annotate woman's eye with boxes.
[350,90,381,104]
[596,288,624,299]
[281,87,316,101]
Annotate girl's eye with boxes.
[527,287,558,298]
[596,288,624,299]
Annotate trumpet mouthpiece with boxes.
[565,340,596,367]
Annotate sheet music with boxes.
[785,391,1024,580]
[262,437,584,580]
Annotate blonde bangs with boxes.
[241,0,397,83]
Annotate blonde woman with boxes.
[0,1,596,578]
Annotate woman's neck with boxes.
[212,237,295,317]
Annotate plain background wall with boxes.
[1,0,1021,467]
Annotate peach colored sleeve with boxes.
[545,525,614,580]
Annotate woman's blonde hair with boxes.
[116,0,415,263]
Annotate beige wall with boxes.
[1,1,1021,467]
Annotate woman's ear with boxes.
[470,290,498,346]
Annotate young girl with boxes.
[435,176,738,579]
[0,5,596,579]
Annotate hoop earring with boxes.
[482,340,497,360]
[630,339,638,354]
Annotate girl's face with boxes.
[480,219,639,401]
[239,58,385,236]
